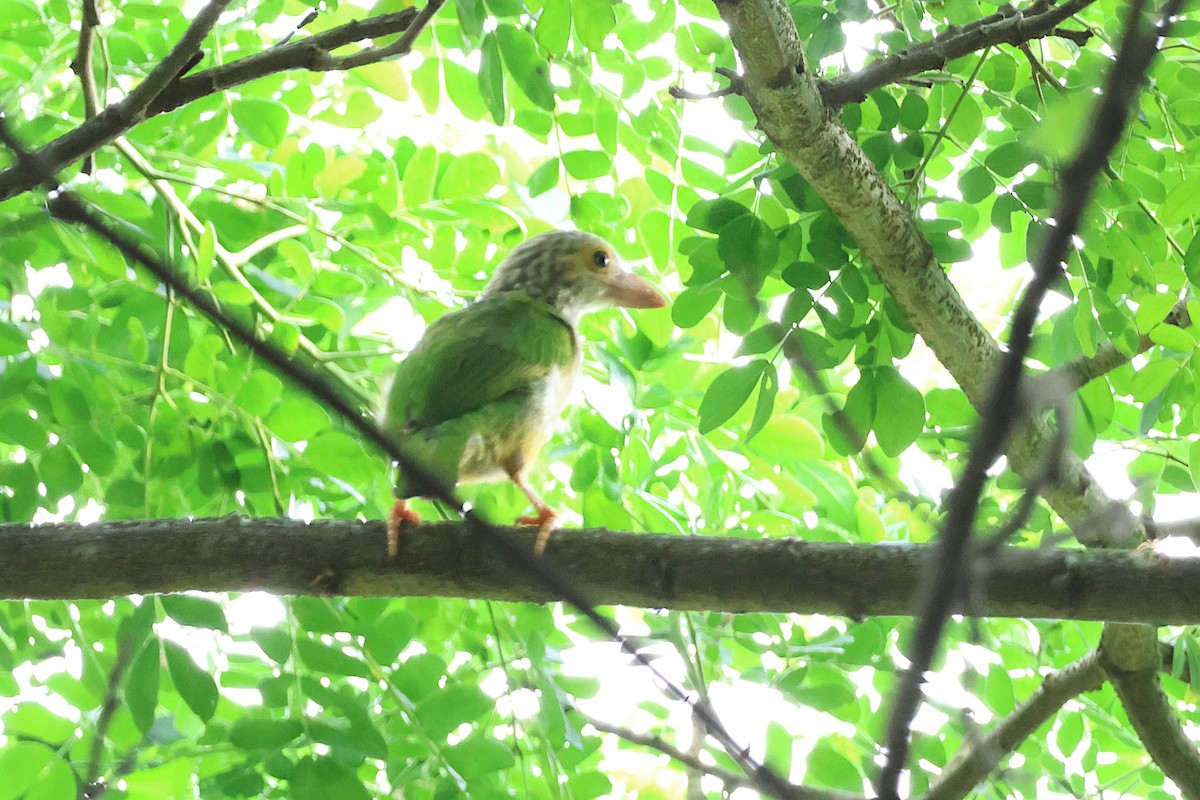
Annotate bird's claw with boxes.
[516,506,559,555]
[388,500,422,558]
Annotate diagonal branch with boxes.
[822,0,1098,106]
[1101,623,1200,800]
[0,6,427,203]
[1034,299,1191,393]
[923,654,1105,800]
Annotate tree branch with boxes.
[821,0,1097,106]
[7,520,1200,623]
[71,0,103,174]
[1034,299,1191,393]
[0,6,424,203]
[924,654,1105,800]
[1102,623,1200,800]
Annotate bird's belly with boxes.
[457,369,573,483]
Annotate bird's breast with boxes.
[457,358,581,483]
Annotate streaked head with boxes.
[485,230,667,323]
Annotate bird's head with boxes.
[484,230,667,324]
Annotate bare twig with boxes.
[0,120,799,800]
[317,0,445,70]
[278,7,320,46]
[71,0,103,174]
[877,0,1179,795]
[821,0,1097,106]
[924,654,1105,800]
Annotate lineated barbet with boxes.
[383,230,667,555]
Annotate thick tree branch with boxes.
[9,520,1200,623]
[1102,623,1200,800]
[923,654,1105,800]
[821,0,1097,106]
[0,7,424,203]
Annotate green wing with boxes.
[385,292,577,432]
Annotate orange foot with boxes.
[516,505,559,556]
[388,499,422,557]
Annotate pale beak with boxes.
[603,271,668,309]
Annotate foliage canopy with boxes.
[2,0,1200,797]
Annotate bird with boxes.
[382,229,667,556]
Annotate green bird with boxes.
[383,230,667,556]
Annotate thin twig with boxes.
[72,0,103,174]
[318,0,446,70]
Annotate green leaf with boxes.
[235,371,283,416]
[295,638,371,678]
[268,397,330,442]
[125,638,161,735]
[671,286,720,328]
[747,364,778,441]
[0,321,28,355]
[873,367,925,456]
[718,215,779,287]
[414,682,494,738]
[0,742,75,800]
[0,410,47,449]
[250,627,293,664]
[764,719,793,775]
[161,594,228,632]
[528,157,561,197]
[164,640,219,721]
[496,24,555,110]
[686,198,750,233]
[573,0,617,51]
[38,444,82,497]
[536,0,571,56]
[562,150,612,180]
[440,153,502,200]
[805,739,862,789]
[402,145,439,208]
[478,33,506,123]
[1134,294,1178,332]
[230,718,304,751]
[698,360,767,434]
[232,98,289,148]
[291,756,371,800]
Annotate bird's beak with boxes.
[603,271,668,309]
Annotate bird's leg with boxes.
[387,499,422,558]
[509,474,559,555]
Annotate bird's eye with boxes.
[591,250,609,269]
